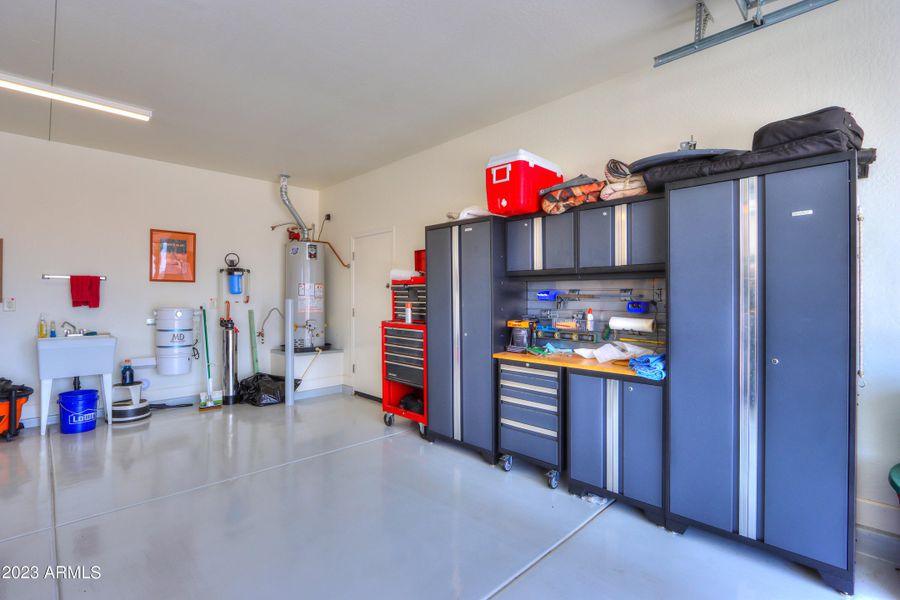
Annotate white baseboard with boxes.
[857,497,900,536]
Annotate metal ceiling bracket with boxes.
[695,2,713,41]
[655,0,839,68]
[735,0,758,21]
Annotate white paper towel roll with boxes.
[608,316,655,333]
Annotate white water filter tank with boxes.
[285,241,325,350]
[154,308,195,375]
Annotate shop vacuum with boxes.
[0,379,33,441]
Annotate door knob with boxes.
[771,358,780,365]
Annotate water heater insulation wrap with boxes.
[154,308,195,375]
[285,241,326,350]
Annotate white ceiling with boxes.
[0,1,747,188]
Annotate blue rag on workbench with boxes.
[629,353,667,381]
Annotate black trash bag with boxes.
[238,373,300,407]
[399,393,424,416]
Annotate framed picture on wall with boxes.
[150,229,196,282]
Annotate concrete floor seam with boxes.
[484,498,615,598]
[0,526,54,545]
[47,435,63,600]
[51,428,409,529]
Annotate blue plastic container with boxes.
[58,390,98,434]
[228,272,243,294]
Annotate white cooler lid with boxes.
[486,149,562,175]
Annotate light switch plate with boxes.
[3,297,15,312]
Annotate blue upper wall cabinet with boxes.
[543,213,575,270]
[577,204,615,268]
[505,195,666,276]
[627,199,666,266]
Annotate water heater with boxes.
[285,240,325,350]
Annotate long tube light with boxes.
[654,0,839,67]
[0,71,151,122]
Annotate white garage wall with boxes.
[319,0,900,534]
[0,131,318,422]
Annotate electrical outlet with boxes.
[324,213,332,221]
[2,297,15,312]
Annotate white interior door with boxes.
[351,229,393,398]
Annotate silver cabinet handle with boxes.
[771,358,780,365]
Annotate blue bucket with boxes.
[58,390,98,434]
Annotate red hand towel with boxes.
[70,276,101,308]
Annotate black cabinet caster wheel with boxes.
[547,470,560,489]
[383,413,394,427]
[500,454,513,472]
[418,423,427,438]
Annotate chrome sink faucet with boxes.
[60,321,78,336]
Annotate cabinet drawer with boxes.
[500,402,558,432]
[498,364,559,392]
[384,352,423,367]
[384,362,424,387]
[384,343,424,359]
[384,327,424,340]
[384,334,424,348]
[499,385,559,412]
[500,424,558,466]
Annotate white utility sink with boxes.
[36,335,117,435]
[37,335,116,380]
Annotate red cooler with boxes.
[486,149,563,216]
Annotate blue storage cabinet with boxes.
[497,360,564,489]
[628,198,666,265]
[667,180,739,532]
[505,213,574,274]
[762,161,852,571]
[542,212,575,270]
[576,204,615,269]
[567,370,664,523]
[622,381,663,508]
[425,218,526,462]
[665,153,857,595]
[425,226,454,438]
[505,195,666,276]
[505,218,533,273]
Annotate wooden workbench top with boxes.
[492,351,639,377]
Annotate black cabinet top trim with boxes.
[666,151,856,192]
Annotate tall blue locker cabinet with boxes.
[666,153,857,594]
[425,217,524,461]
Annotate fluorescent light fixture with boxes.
[0,71,151,122]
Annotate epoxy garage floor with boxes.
[1,394,897,599]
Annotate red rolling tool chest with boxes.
[381,274,427,433]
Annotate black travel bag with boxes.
[752,106,863,151]
[643,107,874,192]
